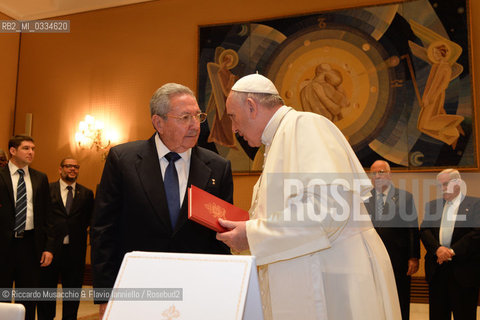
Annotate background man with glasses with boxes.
[91,83,233,317]
[37,157,94,320]
[364,160,420,320]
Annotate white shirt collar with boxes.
[261,106,291,146]
[8,161,29,176]
[154,132,191,162]
[59,178,76,191]
[447,193,463,206]
[382,183,392,197]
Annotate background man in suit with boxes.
[0,135,55,320]
[364,160,420,320]
[91,83,233,317]
[38,157,94,320]
[421,169,480,320]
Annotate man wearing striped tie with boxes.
[0,135,55,320]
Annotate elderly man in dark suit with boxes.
[421,169,480,320]
[38,157,94,320]
[364,160,420,320]
[91,83,233,317]
[0,135,55,320]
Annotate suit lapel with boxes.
[364,189,375,216]
[29,168,39,206]
[70,186,84,215]
[433,200,442,240]
[0,167,14,204]
[187,147,212,190]
[51,181,67,215]
[29,168,42,227]
[173,146,212,233]
[136,135,171,230]
[383,186,397,216]
[451,196,471,244]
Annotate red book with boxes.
[188,185,249,232]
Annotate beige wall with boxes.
[2,0,480,268]
[10,0,480,194]
[10,0,403,191]
[0,12,19,154]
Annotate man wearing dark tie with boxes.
[421,169,480,320]
[38,157,94,320]
[364,160,420,320]
[91,83,233,318]
[0,135,55,320]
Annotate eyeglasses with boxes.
[62,164,80,169]
[370,170,388,176]
[165,113,207,124]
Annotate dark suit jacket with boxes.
[0,166,55,260]
[50,180,94,264]
[364,186,420,274]
[91,134,233,290]
[420,196,480,287]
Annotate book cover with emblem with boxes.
[188,185,249,232]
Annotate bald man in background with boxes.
[421,169,480,320]
[364,160,420,320]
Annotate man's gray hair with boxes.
[437,168,461,181]
[150,83,195,117]
[231,91,284,109]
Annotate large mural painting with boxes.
[197,0,476,172]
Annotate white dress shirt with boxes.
[60,179,76,207]
[377,184,391,205]
[439,193,462,248]
[60,179,76,244]
[155,133,191,205]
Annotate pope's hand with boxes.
[216,219,249,252]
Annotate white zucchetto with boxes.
[231,73,279,95]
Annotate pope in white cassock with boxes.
[217,74,401,320]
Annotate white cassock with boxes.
[242,106,401,320]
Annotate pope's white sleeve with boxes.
[246,185,354,265]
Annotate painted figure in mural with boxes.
[300,63,349,122]
[418,41,464,148]
[409,20,464,149]
[206,47,239,148]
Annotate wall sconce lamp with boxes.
[75,115,111,158]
